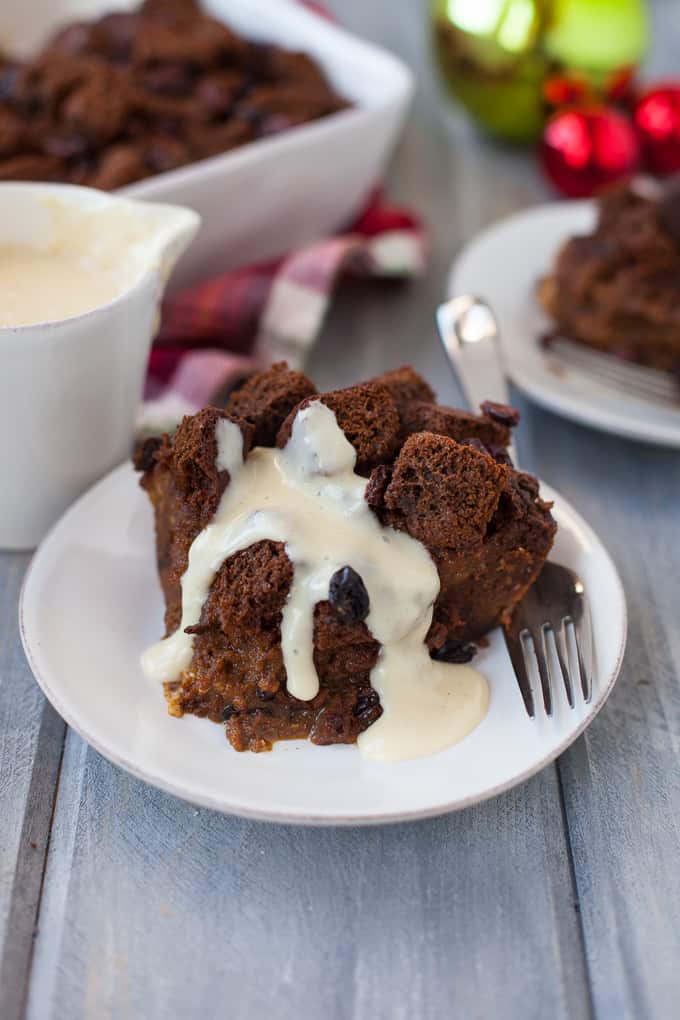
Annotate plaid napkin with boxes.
[138,189,426,436]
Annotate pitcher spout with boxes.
[127,202,201,288]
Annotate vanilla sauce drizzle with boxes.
[141,401,488,761]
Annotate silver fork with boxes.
[436,295,594,718]
[503,562,592,718]
[547,334,679,406]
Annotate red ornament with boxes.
[543,73,590,110]
[605,67,637,107]
[541,105,641,198]
[634,84,680,175]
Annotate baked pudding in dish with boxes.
[0,0,349,190]
[135,364,556,760]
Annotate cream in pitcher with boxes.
[0,244,122,327]
[0,183,200,549]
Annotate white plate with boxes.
[450,201,680,448]
[20,464,626,825]
[4,0,413,291]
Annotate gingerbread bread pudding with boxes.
[0,0,348,189]
[135,364,556,758]
[538,178,680,376]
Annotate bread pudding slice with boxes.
[135,363,556,753]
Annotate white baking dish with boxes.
[3,0,414,289]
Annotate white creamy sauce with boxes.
[141,402,489,762]
[0,243,121,326]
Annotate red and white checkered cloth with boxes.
[138,188,427,436]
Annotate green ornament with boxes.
[431,0,648,142]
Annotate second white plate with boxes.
[450,201,680,448]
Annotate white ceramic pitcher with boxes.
[0,183,200,549]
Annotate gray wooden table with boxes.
[2,2,679,1018]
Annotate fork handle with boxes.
[436,296,511,412]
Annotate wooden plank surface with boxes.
[0,554,66,1020]
[546,423,680,1019]
[26,750,591,1020]
[0,0,678,1017]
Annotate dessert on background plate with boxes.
[537,177,680,378]
[450,196,680,447]
[135,363,557,762]
[0,0,349,189]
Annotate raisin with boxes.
[143,63,195,97]
[329,713,346,735]
[480,400,520,427]
[459,437,490,457]
[258,113,297,137]
[365,463,392,509]
[0,64,20,102]
[430,640,477,664]
[658,178,680,246]
[42,132,90,159]
[97,13,139,63]
[195,71,243,115]
[223,372,254,399]
[46,24,93,58]
[143,135,188,173]
[221,704,236,721]
[133,435,163,472]
[328,566,369,625]
[354,689,379,717]
[489,445,513,467]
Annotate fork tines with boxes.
[549,336,679,406]
[505,621,592,719]
[503,563,593,719]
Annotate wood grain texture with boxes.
[0,553,66,1020]
[27,741,590,1020]
[2,0,679,1017]
[527,412,680,1020]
